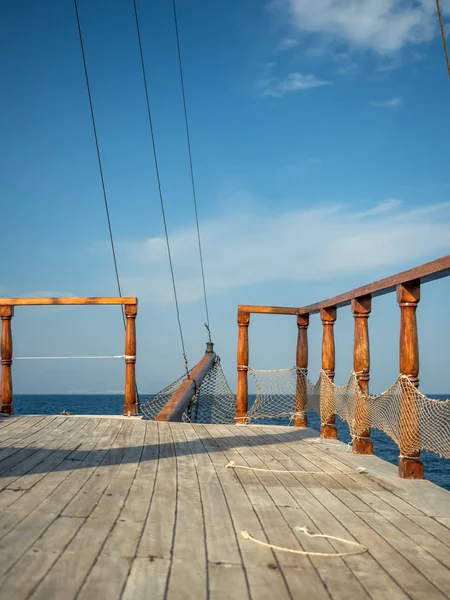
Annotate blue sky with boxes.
[1,0,449,395]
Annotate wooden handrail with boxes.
[0,297,138,416]
[239,255,450,316]
[155,349,216,422]
[0,297,137,306]
[236,254,450,479]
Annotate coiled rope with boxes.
[241,526,368,557]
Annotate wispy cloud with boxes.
[117,198,450,304]
[259,72,332,97]
[276,37,300,52]
[278,0,450,54]
[335,62,359,76]
[371,96,403,108]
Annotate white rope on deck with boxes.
[241,526,368,557]
[226,461,366,475]
[13,355,135,360]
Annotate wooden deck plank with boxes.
[122,557,171,600]
[0,417,447,600]
[31,420,143,600]
[135,423,176,561]
[0,417,65,475]
[0,417,87,492]
[0,419,124,578]
[0,418,106,540]
[243,427,448,600]
[75,422,147,600]
[0,516,85,599]
[197,424,313,600]
[166,424,208,600]
[77,421,157,600]
[0,417,97,516]
[216,424,373,600]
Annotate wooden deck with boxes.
[0,416,449,600]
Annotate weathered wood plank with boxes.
[134,423,176,562]
[122,557,171,600]
[217,424,372,600]
[0,516,84,599]
[31,420,143,600]
[165,424,207,600]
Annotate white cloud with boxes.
[279,0,450,54]
[118,198,450,305]
[259,72,332,97]
[371,96,403,108]
[276,37,300,51]
[357,197,402,216]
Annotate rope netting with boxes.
[247,367,450,459]
[140,356,235,423]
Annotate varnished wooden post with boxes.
[0,306,14,415]
[352,296,373,454]
[320,307,337,438]
[123,303,137,416]
[397,281,423,479]
[295,314,309,427]
[236,310,250,424]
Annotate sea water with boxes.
[11,393,450,492]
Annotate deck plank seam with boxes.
[205,424,298,600]
[182,424,252,599]
[241,426,449,599]
[256,428,450,556]
[217,424,366,598]
[224,424,412,599]
[118,421,161,600]
[0,419,106,543]
[0,419,125,579]
[75,420,149,599]
[192,423,292,599]
[172,423,210,599]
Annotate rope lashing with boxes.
[226,461,366,476]
[13,355,135,360]
[241,526,368,557]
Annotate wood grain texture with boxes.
[397,281,423,479]
[0,297,137,306]
[320,307,337,439]
[154,352,216,422]
[295,314,309,427]
[0,417,446,599]
[123,304,137,416]
[297,254,449,315]
[236,310,250,424]
[352,296,373,455]
[0,306,13,415]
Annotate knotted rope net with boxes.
[247,367,450,459]
[140,356,235,423]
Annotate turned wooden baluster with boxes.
[397,281,423,479]
[0,306,14,415]
[236,310,250,424]
[123,303,138,416]
[295,314,309,427]
[320,307,337,438]
[352,296,373,454]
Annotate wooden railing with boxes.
[0,297,138,416]
[155,343,215,422]
[237,255,450,479]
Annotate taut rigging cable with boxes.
[74,0,141,406]
[132,0,191,376]
[171,0,211,338]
